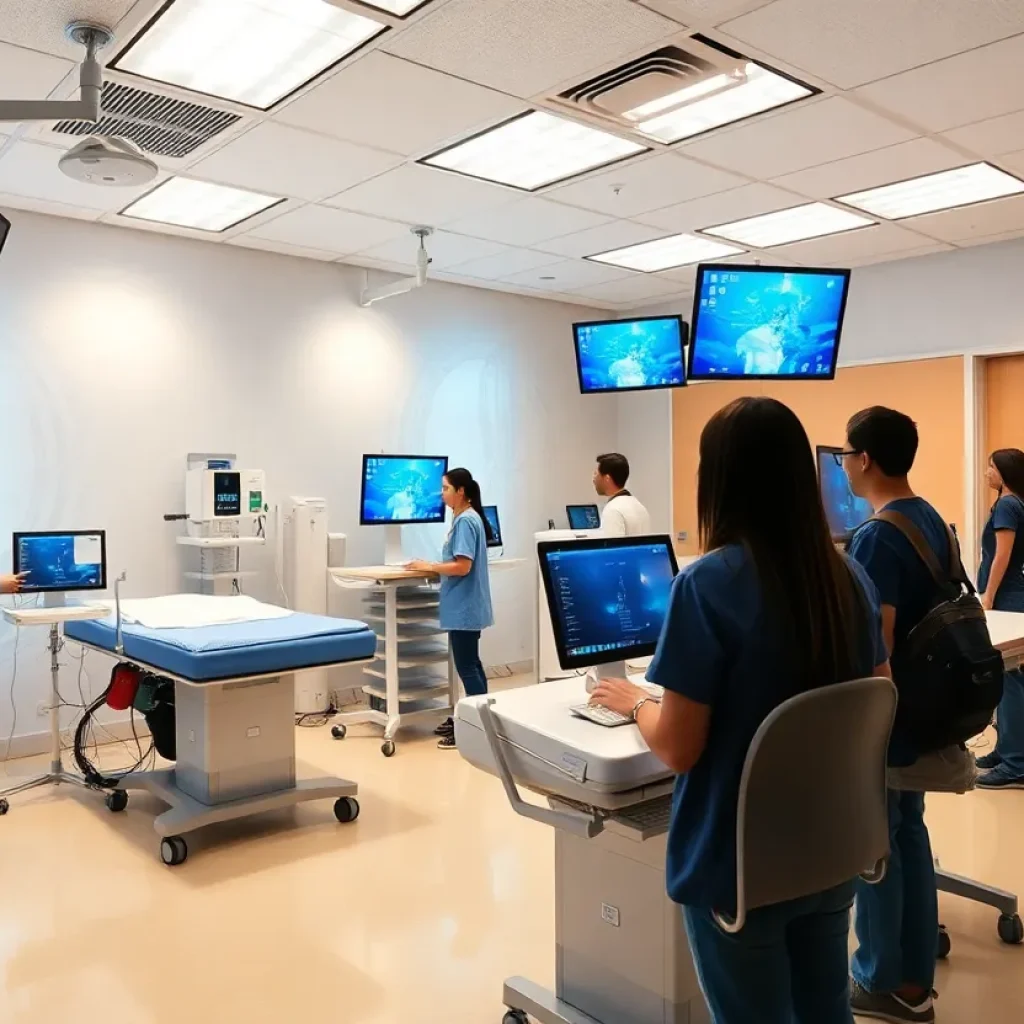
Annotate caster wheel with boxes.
[160,836,188,867]
[331,724,347,740]
[381,740,396,758]
[936,925,951,959]
[0,798,8,816]
[334,796,360,823]
[105,790,128,813]
[503,1012,529,1024]
[998,913,1024,945]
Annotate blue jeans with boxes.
[684,883,855,1024]
[450,629,488,698]
[993,668,1024,776]
[852,790,938,993]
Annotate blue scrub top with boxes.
[647,544,885,914]
[847,496,952,766]
[977,495,1024,612]
[439,510,494,632]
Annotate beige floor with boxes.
[0,687,1021,1023]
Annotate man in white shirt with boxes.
[593,453,651,537]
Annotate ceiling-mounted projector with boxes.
[58,136,158,187]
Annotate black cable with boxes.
[295,704,338,727]
[73,673,155,788]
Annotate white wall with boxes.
[0,210,616,744]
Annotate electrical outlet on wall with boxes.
[36,701,49,718]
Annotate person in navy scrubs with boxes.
[591,396,888,1024]
[407,467,494,749]
[975,448,1024,789]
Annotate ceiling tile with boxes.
[0,2,137,59]
[383,0,678,96]
[355,229,506,269]
[1001,150,1024,176]
[770,138,966,200]
[502,258,631,291]
[0,140,162,211]
[0,191,103,223]
[448,246,562,280]
[719,0,1024,90]
[246,204,408,254]
[901,194,1024,243]
[274,51,524,157]
[571,274,687,305]
[636,182,800,232]
[444,197,611,246]
[535,219,667,258]
[548,152,745,218]
[857,34,1024,133]
[637,0,772,23]
[772,222,938,264]
[679,97,916,179]
[943,111,1024,158]
[0,41,73,99]
[226,235,340,262]
[189,123,400,202]
[326,163,513,226]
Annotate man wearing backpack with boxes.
[842,406,944,1024]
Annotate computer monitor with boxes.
[538,535,679,671]
[573,314,688,394]
[688,264,851,380]
[12,531,107,594]
[482,505,503,549]
[816,446,873,541]
[566,504,601,531]
[0,212,10,258]
[360,455,449,526]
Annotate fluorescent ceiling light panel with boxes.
[423,112,648,191]
[122,178,282,232]
[837,162,1024,219]
[704,202,873,247]
[634,62,812,144]
[589,233,743,272]
[114,0,386,109]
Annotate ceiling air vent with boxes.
[549,37,815,145]
[52,82,242,160]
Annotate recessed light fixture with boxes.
[627,61,813,144]
[588,233,743,273]
[703,202,874,248]
[121,178,283,232]
[836,162,1024,220]
[422,111,648,191]
[112,0,387,110]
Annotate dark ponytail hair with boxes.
[446,467,494,542]
[992,449,1024,502]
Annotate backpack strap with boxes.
[871,510,971,590]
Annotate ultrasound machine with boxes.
[457,536,711,1024]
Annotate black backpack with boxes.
[874,510,1004,752]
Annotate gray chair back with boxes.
[715,676,896,933]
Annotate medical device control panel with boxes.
[186,468,265,521]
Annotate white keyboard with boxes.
[570,703,633,728]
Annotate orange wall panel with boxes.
[985,354,1024,460]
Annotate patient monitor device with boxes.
[186,467,266,522]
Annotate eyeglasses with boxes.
[830,450,859,466]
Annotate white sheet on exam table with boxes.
[96,594,292,630]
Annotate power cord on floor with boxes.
[295,704,338,728]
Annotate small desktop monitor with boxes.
[573,314,688,394]
[816,446,873,540]
[482,505,503,549]
[566,504,601,531]
[688,264,851,381]
[12,531,107,594]
[360,455,449,526]
[0,212,10,258]
[538,535,679,670]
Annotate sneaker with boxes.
[976,766,1024,790]
[434,717,454,737]
[850,981,935,1023]
[975,750,1002,771]
[437,733,457,750]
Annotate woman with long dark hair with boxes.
[975,448,1024,788]
[407,467,494,749]
[591,397,889,1023]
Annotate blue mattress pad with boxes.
[64,612,377,682]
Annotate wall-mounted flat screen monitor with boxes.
[482,505,503,548]
[817,446,874,540]
[688,265,851,381]
[360,455,449,525]
[13,531,107,593]
[573,315,688,394]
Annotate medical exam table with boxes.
[64,598,376,866]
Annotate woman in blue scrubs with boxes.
[976,448,1024,788]
[407,467,494,749]
[592,397,889,1024]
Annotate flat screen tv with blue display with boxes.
[360,455,449,526]
[573,315,688,394]
[817,446,874,540]
[13,531,107,593]
[688,265,851,380]
[483,505,503,549]
[538,535,679,670]
[566,504,601,531]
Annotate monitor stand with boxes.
[384,526,404,566]
[584,660,627,693]
[42,591,67,609]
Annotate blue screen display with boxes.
[361,456,448,525]
[483,505,503,548]
[15,533,105,592]
[542,541,677,662]
[567,505,601,530]
[818,450,873,538]
[574,316,686,393]
[689,267,849,379]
